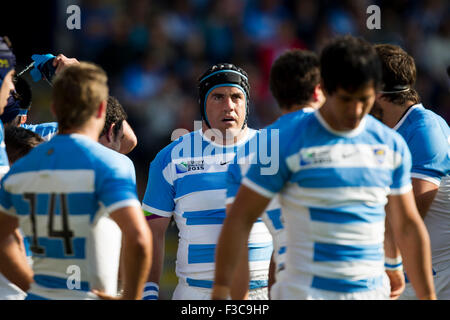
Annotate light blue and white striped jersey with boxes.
[22,122,59,141]
[243,111,413,294]
[394,104,450,267]
[142,129,272,290]
[0,119,10,177]
[0,134,140,300]
[226,109,314,277]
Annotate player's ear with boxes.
[19,115,27,125]
[313,83,322,102]
[107,123,116,142]
[96,99,107,119]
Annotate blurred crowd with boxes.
[52,0,449,171]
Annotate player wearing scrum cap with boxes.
[371,44,449,300]
[141,63,272,300]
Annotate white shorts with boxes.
[172,281,268,300]
[271,271,390,300]
[0,273,26,300]
[399,260,450,300]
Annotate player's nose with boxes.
[222,96,234,112]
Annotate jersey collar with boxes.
[393,103,423,131]
[315,109,366,137]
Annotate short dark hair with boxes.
[320,35,382,94]
[100,96,127,138]
[374,44,420,105]
[269,49,320,109]
[5,126,44,164]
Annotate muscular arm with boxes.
[384,215,405,300]
[101,206,152,300]
[0,213,34,292]
[0,229,34,292]
[385,191,435,299]
[228,204,250,300]
[145,216,171,285]
[213,185,271,299]
[411,178,439,219]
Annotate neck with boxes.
[281,101,320,115]
[59,122,102,142]
[381,100,417,128]
[201,123,248,145]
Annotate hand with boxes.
[92,289,122,300]
[211,284,230,300]
[53,54,79,74]
[385,270,405,299]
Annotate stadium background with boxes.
[1,0,449,299]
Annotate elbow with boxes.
[128,227,152,259]
[22,274,34,292]
[15,270,34,292]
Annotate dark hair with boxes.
[374,44,420,105]
[320,35,382,94]
[5,126,44,164]
[269,49,320,109]
[198,63,250,128]
[100,96,127,138]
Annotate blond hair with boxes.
[52,62,108,131]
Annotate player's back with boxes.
[395,104,450,266]
[0,133,137,300]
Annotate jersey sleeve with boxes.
[407,122,448,186]
[242,128,291,199]
[389,136,413,195]
[141,149,175,219]
[96,153,140,217]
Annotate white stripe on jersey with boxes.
[4,170,95,194]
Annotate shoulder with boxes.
[400,105,446,133]
[398,106,448,146]
[152,130,198,166]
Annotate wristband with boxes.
[142,282,159,300]
[384,256,403,271]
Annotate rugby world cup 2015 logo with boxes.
[373,148,386,164]
[175,162,188,174]
[175,160,205,174]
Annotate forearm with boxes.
[147,233,165,284]
[230,242,249,300]
[121,232,152,299]
[0,233,34,292]
[384,218,401,259]
[213,216,252,299]
[395,220,435,299]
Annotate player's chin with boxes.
[221,120,239,130]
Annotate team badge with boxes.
[373,148,386,164]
